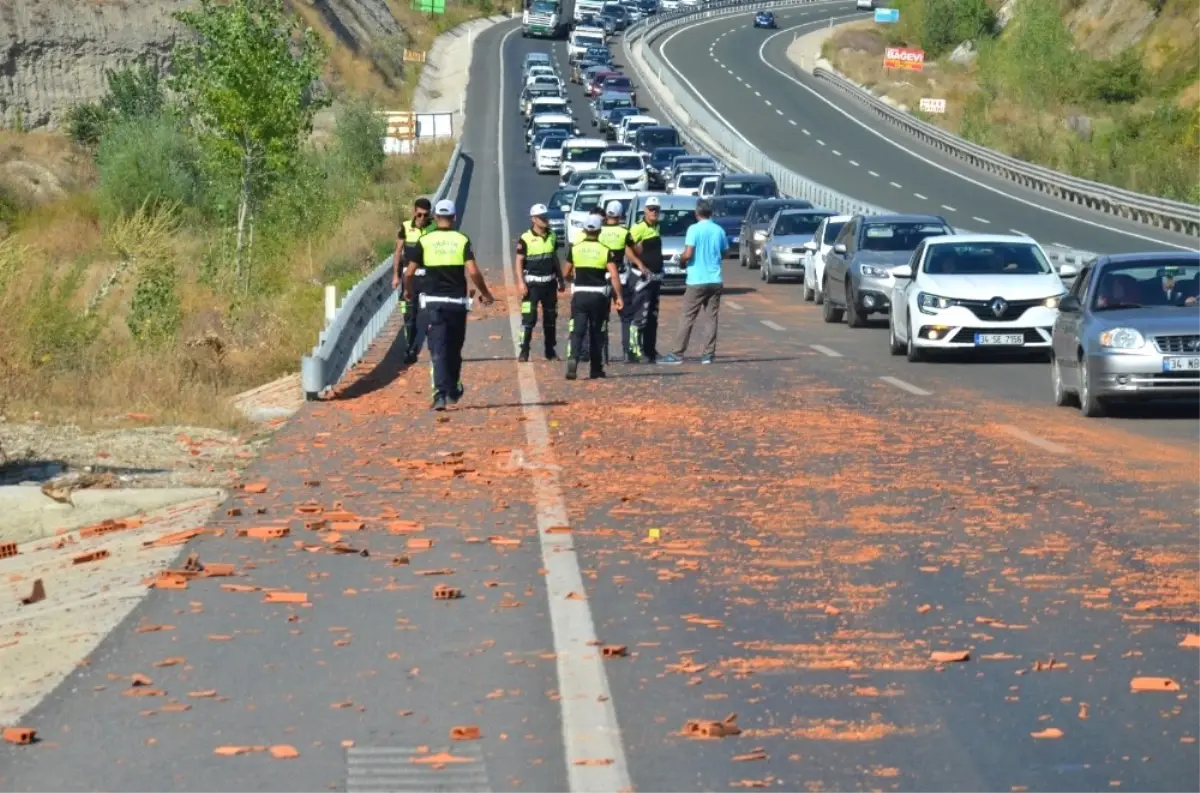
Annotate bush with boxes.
[1084,49,1144,103]
[64,103,113,148]
[95,112,204,222]
[64,65,165,148]
[918,0,995,57]
[334,100,388,182]
[978,0,1080,105]
[127,258,182,345]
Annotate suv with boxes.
[821,214,954,328]
[714,172,778,199]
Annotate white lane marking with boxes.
[879,375,932,396]
[754,90,761,97]
[889,181,902,189]
[726,299,744,310]
[1010,228,1027,236]
[868,170,879,177]
[497,28,631,793]
[776,109,784,116]
[817,139,826,146]
[972,216,991,224]
[761,320,786,331]
[736,76,743,83]
[941,204,957,212]
[809,344,842,358]
[997,425,1069,455]
[745,23,1194,251]
[788,119,797,126]
[802,128,810,135]
[848,159,859,166]
[832,149,841,156]
[764,99,771,106]
[913,192,928,200]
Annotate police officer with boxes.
[392,197,433,365]
[571,205,606,363]
[515,204,564,362]
[563,216,624,381]
[627,196,665,363]
[597,200,648,364]
[404,199,496,411]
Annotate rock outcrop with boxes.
[0,0,403,130]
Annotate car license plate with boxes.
[729,236,739,244]
[974,333,1024,346]
[665,266,684,275]
[1163,356,1200,372]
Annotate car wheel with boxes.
[814,286,824,306]
[803,282,814,302]
[888,315,904,355]
[845,284,867,328]
[739,248,748,268]
[905,320,924,362]
[1051,356,1077,407]
[1077,354,1106,417]
[821,281,844,323]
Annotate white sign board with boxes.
[381,110,455,154]
[919,98,946,114]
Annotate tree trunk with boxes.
[234,148,253,288]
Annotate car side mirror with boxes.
[889,264,912,279]
[1058,295,1081,313]
[802,241,818,252]
[575,127,581,134]
[833,243,847,254]
[1058,263,1079,278]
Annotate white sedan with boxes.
[802,214,850,305]
[888,234,1078,362]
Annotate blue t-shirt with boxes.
[684,219,727,286]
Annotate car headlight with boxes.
[570,219,583,228]
[1042,293,1065,309]
[1098,327,1146,350]
[753,230,767,241]
[917,291,952,314]
[860,264,890,278]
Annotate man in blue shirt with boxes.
[660,200,727,364]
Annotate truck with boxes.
[522,0,564,38]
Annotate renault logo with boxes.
[1186,338,1199,352]
[989,297,1008,318]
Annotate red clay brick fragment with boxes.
[572,758,614,766]
[2,727,35,745]
[1131,677,1180,692]
[601,645,628,658]
[433,584,462,600]
[153,573,189,590]
[202,563,236,577]
[269,745,299,759]
[19,579,45,606]
[122,688,166,697]
[683,713,741,739]
[214,745,253,756]
[263,591,308,604]
[449,725,482,741]
[407,537,434,550]
[245,527,289,540]
[130,673,153,687]
[545,525,572,534]
[242,482,269,494]
[0,542,17,560]
[72,549,110,565]
[930,650,970,664]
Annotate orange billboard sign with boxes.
[885,47,925,71]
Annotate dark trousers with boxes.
[402,294,427,361]
[520,281,558,355]
[629,279,661,361]
[426,303,468,397]
[617,278,637,360]
[568,292,609,375]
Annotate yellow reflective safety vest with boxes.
[419,229,471,297]
[519,229,557,276]
[570,239,611,289]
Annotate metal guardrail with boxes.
[622,0,1099,271]
[811,67,1200,238]
[299,138,462,399]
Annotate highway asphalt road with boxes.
[651,1,1200,255]
[0,16,1197,793]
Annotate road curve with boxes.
[653,1,1199,254]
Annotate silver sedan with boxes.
[1051,252,1200,417]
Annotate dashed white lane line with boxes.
[764,99,771,106]
[997,425,1069,455]
[831,149,841,156]
[913,192,928,200]
[788,119,797,126]
[775,109,784,116]
[816,139,825,146]
[809,344,842,358]
[848,159,860,167]
[941,204,957,212]
[879,376,932,396]
[726,299,744,311]
[889,181,902,189]
[972,216,991,224]
[761,320,786,331]
[868,170,880,177]
[802,128,810,135]
[1009,228,1027,236]
[754,90,761,96]
[736,76,744,83]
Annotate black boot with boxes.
[566,360,578,380]
[518,329,532,362]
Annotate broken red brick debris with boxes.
[19,579,45,606]
[683,713,742,739]
[3,727,36,745]
[433,584,462,600]
[242,482,269,494]
[1130,676,1180,692]
[450,725,482,741]
[930,650,970,664]
[80,517,144,539]
[0,542,17,560]
[601,645,628,658]
[72,549,110,565]
[263,591,308,604]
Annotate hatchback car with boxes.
[802,214,849,303]
[738,198,814,269]
[753,10,776,28]
[760,210,835,283]
[1050,251,1199,416]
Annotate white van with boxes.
[670,170,721,197]
[568,29,607,61]
[559,137,609,180]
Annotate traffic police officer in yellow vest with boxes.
[598,200,649,364]
[392,197,432,365]
[563,216,624,381]
[404,199,496,411]
[627,196,665,363]
[514,203,565,362]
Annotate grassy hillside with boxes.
[823,0,1200,203]
[0,0,494,428]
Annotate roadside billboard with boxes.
[874,7,899,22]
[884,46,925,71]
[919,98,946,113]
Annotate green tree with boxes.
[169,0,330,288]
[1084,48,1144,104]
[64,64,165,148]
[334,99,388,182]
[918,0,995,57]
[95,112,203,222]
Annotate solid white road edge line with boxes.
[495,26,632,792]
[761,319,786,331]
[996,424,1070,455]
[809,344,842,357]
[726,299,745,310]
[750,14,1194,251]
[879,375,932,396]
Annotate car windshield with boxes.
[609,108,638,121]
[570,170,616,185]
[564,146,605,163]
[750,201,810,223]
[537,134,567,149]
[601,98,634,110]
[604,77,632,89]
[720,179,775,197]
[821,221,845,243]
[532,76,558,85]
[537,122,574,136]
[651,147,686,167]
[712,197,755,218]
[550,189,576,209]
[862,222,952,252]
[532,0,557,11]
[655,208,697,237]
[578,35,604,47]
[601,155,643,170]
[773,213,830,236]
[675,158,715,171]
[923,242,1051,275]
[574,191,611,210]
[677,173,713,187]
[1091,259,1200,310]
